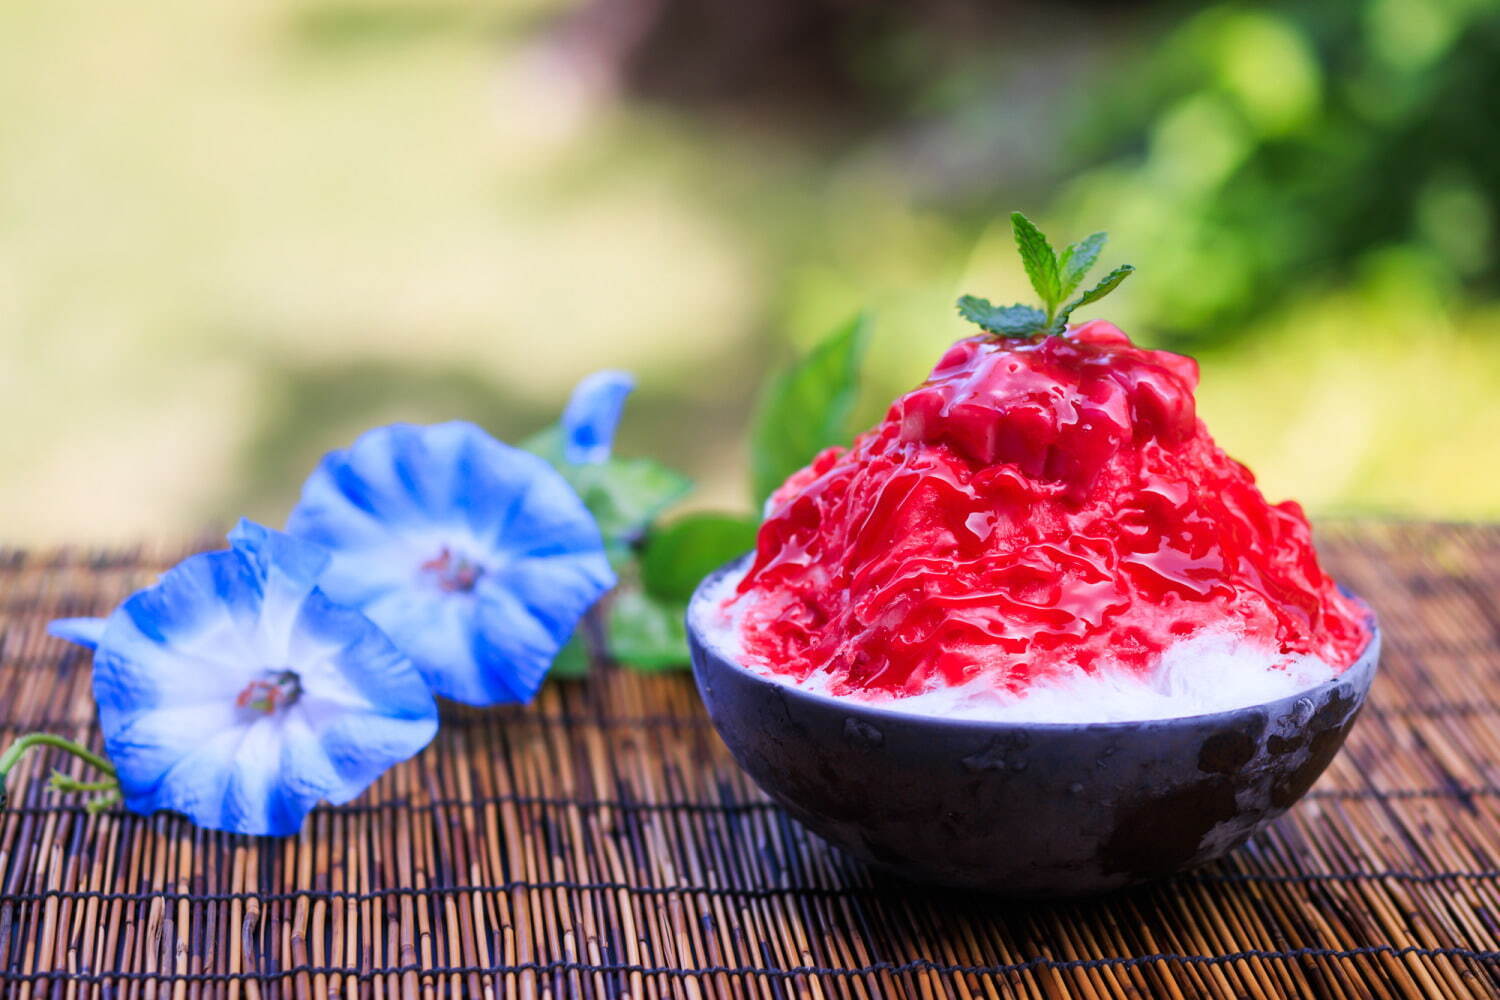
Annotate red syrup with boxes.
[734,321,1369,698]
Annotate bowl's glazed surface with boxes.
[687,556,1380,897]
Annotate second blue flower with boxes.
[287,421,616,705]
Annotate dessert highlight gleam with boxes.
[706,320,1369,723]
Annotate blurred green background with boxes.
[3,0,1497,544]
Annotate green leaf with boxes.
[564,459,693,563]
[749,313,870,507]
[641,512,758,604]
[955,296,1047,336]
[607,589,690,670]
[548,631,592,679]
[1011,212,1060,310]
[1057,264,1136,330]
[519,424,566,465]
[1057,232,1107,297]
[523,427,692,561]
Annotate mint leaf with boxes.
[959,214,1132,339]
[1058,232,1107,298]
[1057,264,1135,331]
[641,512,758,604]
[749,314,870,507]
[607,589,690,670]
[956,296,1047,336]
[1011,212,1060,313]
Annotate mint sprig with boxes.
[958,212,1134,338]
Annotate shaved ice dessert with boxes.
[697,220,1369,723]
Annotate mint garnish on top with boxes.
[958,212,1135,338]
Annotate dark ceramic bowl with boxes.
[687,556,1380,897]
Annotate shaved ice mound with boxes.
[695,563,1340,722]
[721,322,1369,720]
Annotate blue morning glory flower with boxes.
[286,421,616,705]
[47,520,438,836]
[561,370,635,465]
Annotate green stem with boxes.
[49,771,119,794]
[0,733,116,782]
[86,790,122,815]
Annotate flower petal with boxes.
[92,549,267,735]
[471,584,574,702]
[303,701,437,805]
[47,617,107,650]
[562,370,635,465]
[292,589,437,714]
[109,702,244,808]
[357,587,482,700]
[489,463,615,559]
[220,720,314,835]
[298,423,470,531]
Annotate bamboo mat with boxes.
[1,522,1499,999]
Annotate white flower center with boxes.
[420,545,485,593]
[235,670,302,715]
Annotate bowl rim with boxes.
[687,552,1381,734]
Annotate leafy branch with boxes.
[958,212,1134,338]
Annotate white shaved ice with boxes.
[693,565,1336,724]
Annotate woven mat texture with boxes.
[1,522,1499,998]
